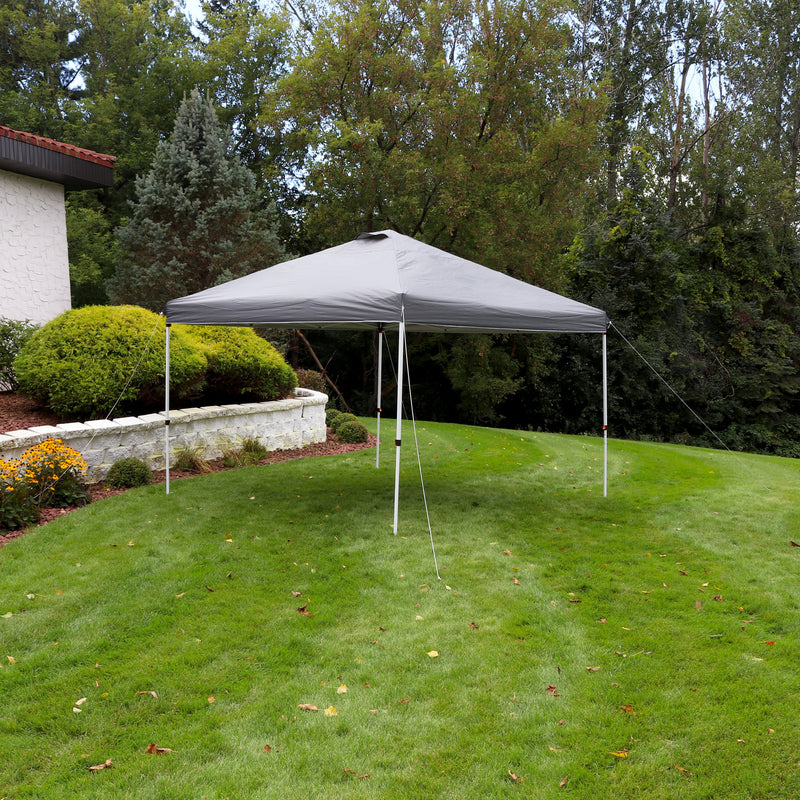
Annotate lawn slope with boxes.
[1,421,798,799]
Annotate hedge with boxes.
[14,306,297,419]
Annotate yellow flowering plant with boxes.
[21,439,89,509]
[0,439,90,531]
[0,456,38,531]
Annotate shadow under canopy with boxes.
[164,230,610,532]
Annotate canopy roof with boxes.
[165,230,608,334]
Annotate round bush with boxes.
[14,306,205,418]
[337,419,369,443]
[185,326,297,402]
[105,457,153,489]
[296,368,327,394]
[329,412,359,432]
[326,408,344,427]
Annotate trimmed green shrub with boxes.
[0,318,38,390]
[296,368,327,394]
[105,457,153,489]
[329,412,359,432]
[184,326,297,403]
[14,306,205,419]
[326,408,344,427]
[337,419,369,443]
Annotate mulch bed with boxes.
[0,391,375,546]
[0,391,67,432]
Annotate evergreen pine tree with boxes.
[108,88,286,311]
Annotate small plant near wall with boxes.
[0,457,38,531]
[173,447,212,474]
[22,438,90,508]
[337,419,369,443]
[105,457,153,489]
[0,438,89,531]
[222,438,269,468]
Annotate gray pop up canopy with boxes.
[164,230,610,528]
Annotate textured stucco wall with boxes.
[0,389,329,482]
[0,169,71,325]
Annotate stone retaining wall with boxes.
[0,389,328,482]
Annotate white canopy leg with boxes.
[376,326,384,468]
[392,319,405,534]
[165,323,171,495]
[602,331,608,497]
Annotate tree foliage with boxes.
[264,0,605,284]
[6,0,800,451]
[108,88,286,312]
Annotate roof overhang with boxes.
[0,126,115,190]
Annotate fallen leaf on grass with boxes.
[147,743,172,754]
[559,776,570,788]
[427,650,439,658]
[674,764,692,775]
[136,691,158,699]
[175,592,186,598]
[75,697,87,706]
[263,744,272,752]
[297,604,314,617]
[546,685,561,697]
[513,576,520,585]
[343,768,370,780]
[790,541,799,547]
[610,749,629,758]
[205,585,214,592]
[298,704,319,712]
[469,622,479,629]
[291,591,302,597]
[503,550,514,556]
[508,770,524,782]
[765,641,776,646]
[324,706,338,716]
[88,759,113,771]
[620,704,635,714]
[586,666,601,672]
[208,696,215,704]
[337,684,348,694]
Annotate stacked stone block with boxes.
[0,389,328,482]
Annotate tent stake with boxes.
[376,326,384,468]
[393,317,405,534]
[602,331,608,497]
[165,323,171,495]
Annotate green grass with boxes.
[1,420,799,799]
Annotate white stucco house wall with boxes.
[0,126,115,325]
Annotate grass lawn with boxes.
[1,419,799,799]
